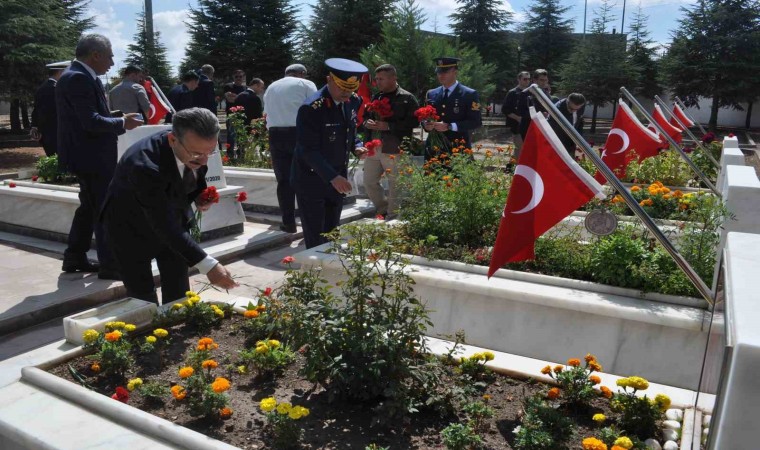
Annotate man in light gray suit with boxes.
[109,65,150,117]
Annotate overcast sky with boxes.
[87,0,695,80]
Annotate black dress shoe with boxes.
[97,269,122,281]
[62,260,101,273]
[279,224,297,233]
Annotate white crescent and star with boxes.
[607,128,630,155]
[149,104,156,119]
[509,165,544,215]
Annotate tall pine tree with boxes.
[662,0,760,129]
[125,10,174,92]
[558,0,636,132]
[626,5,660,99]
[183,0,297,85]
[519,0,575,77]
[298,0,393,82]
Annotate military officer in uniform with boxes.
[30,61,70,156]
[291,58,368,249]
[423,57,482,158]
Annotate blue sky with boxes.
[88,0,695,78]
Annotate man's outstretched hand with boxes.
[207,263,239,290]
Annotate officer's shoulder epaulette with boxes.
[309,96,333,110]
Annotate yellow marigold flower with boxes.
[600,386,613,398]
[107,321,126,330]
[470,353,485,361]
[592,413,606,423]
[237,365,248,374]
[244,309,260,319]
[442,175,451,181]
[145,336,157,344]
[582,436,608,450]
[588,361,602,372]
[268,339,281,348]
[153,328,169,338]
[630,185,641,192]
[567,358,581,367]
[178,366,194,378]
[104,330,122,342]
[127,378,143,391]
[485,150,493,158]
[483,351,495,361]
[553,365,563,373]
[482,394,491,401]
[220,407,233,419]
[255,344,269,354]
[124,324,136,332]
[627,376,649,391]
[540,365,552,375]
[171,303,184,310]
[259,397,277,412]
[185,290,197,298]
[614,437,633,449]
[547,387,560,400]
[256,304,266,312]
[211,377,231,393]
[289,405,309,420]
[211,305,224,318]
[184,300,193,308]
[616,378,629,388]
[82,329,99,344]
[276,402,292,415]
[589,375,601,385]
[171,385,186,400]
[654,393,671,410]
[202,359,219,370]
[90,362,101,373]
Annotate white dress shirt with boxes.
[441,81,460,132]
[174,155,218,275]
[263,76,318,128]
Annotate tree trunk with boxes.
[10,99,21,133]
[709,97,720,131]
[21,101,29,129]
[746,102,753,129]
[591,104,598,133]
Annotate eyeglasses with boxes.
[176,138,218,160]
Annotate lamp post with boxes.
[516,45,522,71]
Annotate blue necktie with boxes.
[443,88,449,101]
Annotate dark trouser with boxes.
[41,134,56,157]
[269,127,297,226]
[64,173,116,270]
[226,118,237,158]
[295,190,343,249]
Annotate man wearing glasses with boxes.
[501,71,531,159]
[102,108,238,305]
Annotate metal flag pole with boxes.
[148,76,177,115]
[674,96,709,136]
[654,95,720,169]
[527,84,716,307]
[620,87,719,195]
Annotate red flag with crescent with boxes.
[141,79,171,125]
[488,113,605,276]
[651,104,683,144]
[671,103,694,128]
[594,102,663,183]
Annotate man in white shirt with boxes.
[108,65,150,117]
[263,64,317,233]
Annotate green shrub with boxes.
[441,422,483,450]
[624,150,696,187]
[239,339,295,378]
[612,377,667,440]
[35,154,73,183]
[81,321,137,378]
[590,230,648,288]
[514,394,575,450]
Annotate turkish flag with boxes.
[651,104,683,145]
[141,79,171,125]
[488,113,605,276]
[356,73,372,124]
[671,103,694,129]
[594,102,663,183]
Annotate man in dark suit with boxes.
[103,108,238,304]
[234,78,265,125]
[165,71,200,123]
[30,61,69,157]
[193,64,217,113]
[291,58,368,249]
[549,93,587,157]
[423,57,482,158]
[56,34,143,278]
[517,69,551,140]
[501,71,530,159]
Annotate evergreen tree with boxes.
[449,0,514,97]
[183,0,297,85]
[298,0,394,82]
[662,0,760,129]
[519,0,575,77]
[626,5,660,98]
[558,0,636,132]
[125,11,174,92]
[0,0,92,132]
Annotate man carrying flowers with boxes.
[362,64,419,219]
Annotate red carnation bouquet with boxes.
[363,139,382,158]
[415,105,449,155]
[191,186,220,242]
[365,97,394,141]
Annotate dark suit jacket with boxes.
[425,83,482,149]
[55,61,125,175]
[103,131,208,266]
[234,88,264,124]
[193,74,217,113]
[291,86,362,199]
[31,78,58,155]
[517,87,559,139]
[548,98,585,154]
[502,86,522,132]
[165,84,195,123]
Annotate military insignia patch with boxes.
[471,102,480,111]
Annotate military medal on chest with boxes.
[453,98,460,114]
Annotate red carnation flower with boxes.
[281,256,295,264]
[263,287,272,297]
[414,105,439,122]
[111,386,129,403]
[236,191,248,202]
[31,175,39,182]
[8,182,16,188]
[728,133,735,138]
[222,155,230,164]
[225,143,231,149]
[199,186,220,204]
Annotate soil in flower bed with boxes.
[49,315,615,449]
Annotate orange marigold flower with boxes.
[554,365,564,373]
[197,337,219,351]
[179,367,194,378]
[589,375,602,385]
[385,168,392,174]
[582,437,608,450]
[612,446,628,450]
[389,155,396,160]
[585,353,597,363]
[567,358,581,367]
[104,330,122,342]
[90,362,101,373]
[202,359,219,370]
[482,394,491,401]
[630,185,641,192]
[171,385,186,400]
[244,309,260,319]
[600,386,613,398]
[540,365,552,375]
[220,407,233,419]
[547,387,561,400]
[211,377,231,393]
[588,361,603,372]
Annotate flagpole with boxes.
[526,84,716,307]
[674,96,709,136]
[654,95,720,169]
[148,76,176,114]
[620,87,718,194]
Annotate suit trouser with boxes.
[295,189,343,249]
[64,173,115,269]
[41,135,56,157]
[363,152,397,216]
[268,128,297,226]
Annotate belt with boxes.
[269,126,296,132]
